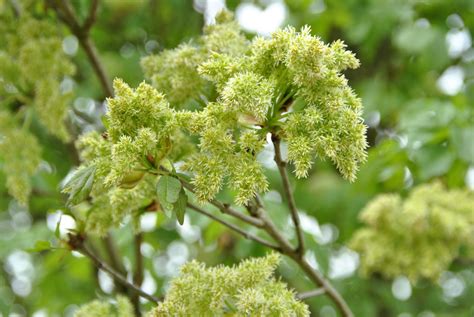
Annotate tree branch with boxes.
[174,168,353,315]
[102,234,127,275]
[131,232,145,316]
[187,202,281,251]
[254,196,353,317]
[292,253,353,317]
[102,233,128,294]
[272,135,305,255]
[297,288,326,300]
[68,234,159,303]
[178,177,265,228]
[83,0,99,32]
[50,0,113,97]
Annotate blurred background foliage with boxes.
[0,0,473,316]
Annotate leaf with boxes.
[174,189,188,225]
[55,215,62,239]
[451,127,474,164]
[412,144,454,180]
[62,165,96,205]
[160,201,174,218]
[161,158,174,172]
[27,240,51,252]
[120,170,145,189]
[157,175,182,204]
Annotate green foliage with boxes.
[1,1,473,316]
[157,175,182,205]
[105,79,178,186]
[0,5,75,204]
[350,182,474,282]
[67,131,157,236]
[174,188,188,225]
[0,12,74,141]
[0,114,41,204]
[62,165,96,206]
[141,10,247,107]
[156,175,188,224]
[66,9,366,236]
[148,253,309,317]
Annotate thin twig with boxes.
[79,244,159,303]
[187,202,281,251]
[179,178,265,228]
[102,233,128,294]
[50,0,113,97]
[297,288,326,300]
[103,234,127,275]
[254,196,353,317]
[272,135,305,255]
[160,166,263,227]
[83,0,99,32]
[80,36,113,96]
[255,207,294,253]
[290,253,353,317]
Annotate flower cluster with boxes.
[148,253,309,316]
[74,296,134,317]
[0,7,74,204]
[0,112,41,204]
[66,10,366,234]
[141,11,247,107]
[253,26,366,180]
[350,182,474,282]
[0,12,75,141]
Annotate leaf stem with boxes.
[296,288,326,300]
[131,232,145,316]
[187,202,281,251]
[174,173,265,228]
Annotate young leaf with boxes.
[62,165,96,205]
[174,189,188,225]
[161,158,174,172]
[55,215,62,239]
[157,175,182,204]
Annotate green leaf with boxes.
[160,201,174,218]
[161,158,174,172]
[174,189,188,225]
[451,127,474,164]
[62,165,96,205]
[27,240,52,252]
[157,175,182,204]
[54,215,62,239]
[412,145,455,180]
